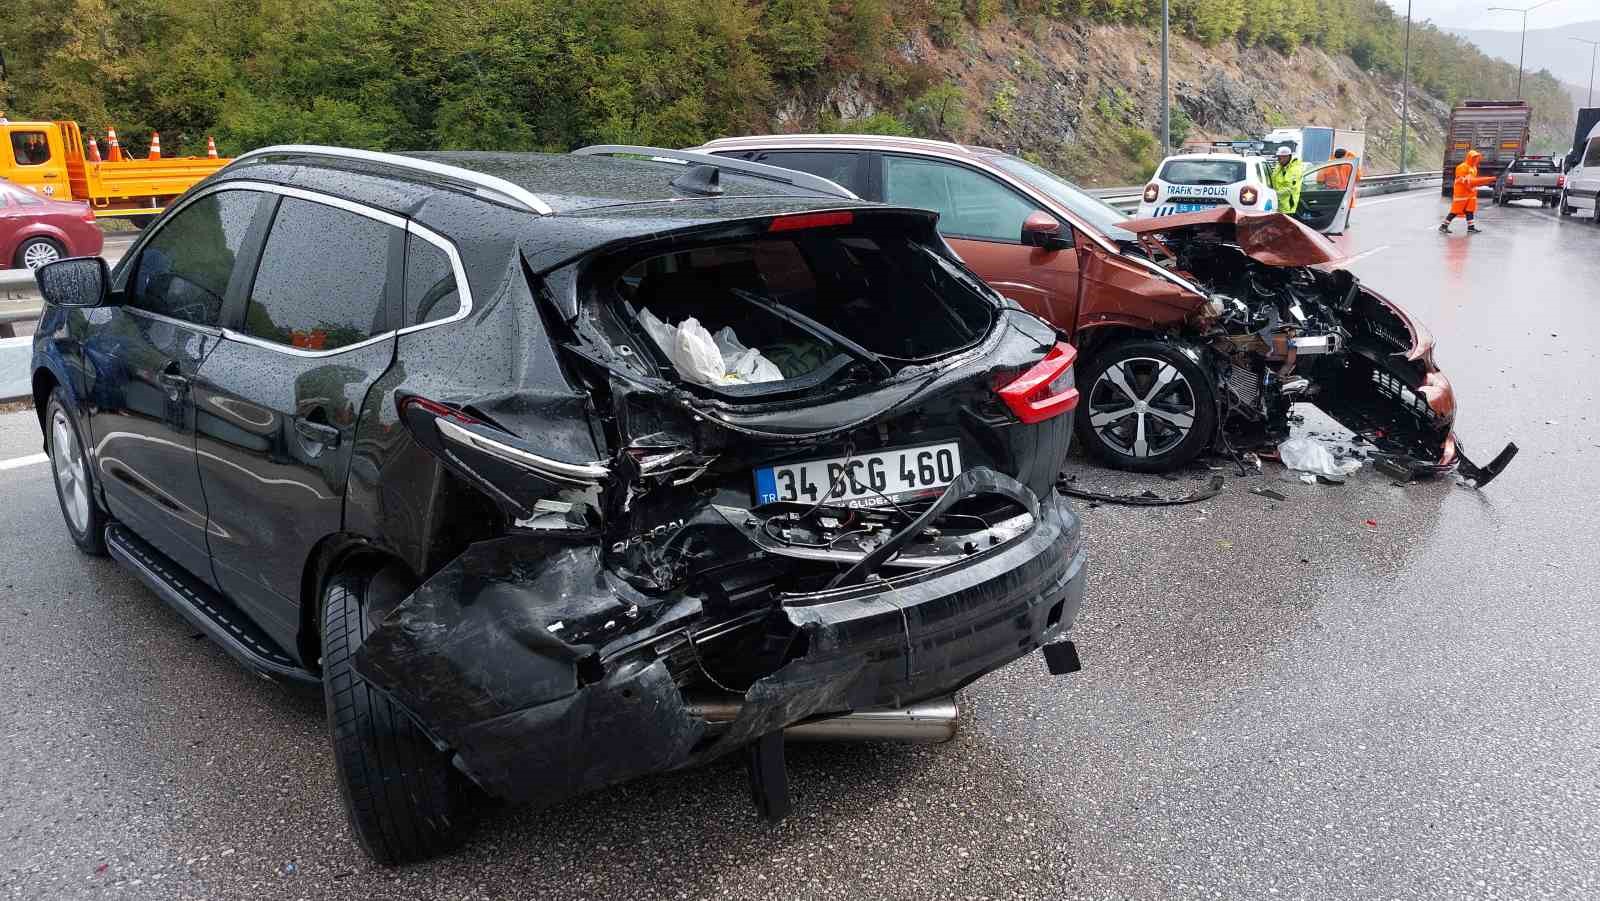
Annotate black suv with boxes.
[29,145,1087,863]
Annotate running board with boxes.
[105,525,319,687]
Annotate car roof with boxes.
[698,134,1010,160]
[1159,153,1264,164]
[206,147,884,273]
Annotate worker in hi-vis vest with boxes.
[1268,145,1305,215]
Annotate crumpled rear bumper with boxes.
[353,488,1085,807]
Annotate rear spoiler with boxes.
[572,145,858,201]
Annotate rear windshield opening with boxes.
[1511,159,1555,172]
[612,225,996,391]
[1160,160,1246,186]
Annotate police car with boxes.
[1136,150,1277,218]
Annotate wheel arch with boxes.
[298,533,418,672]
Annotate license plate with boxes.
[753,442,963,508]
[1154,202,1216,217]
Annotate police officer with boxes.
[1269,146,1304,215]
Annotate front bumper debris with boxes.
[353,470,1086,811]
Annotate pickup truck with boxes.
[2,118,229,225]
[1494,156,1563,207]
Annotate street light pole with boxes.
[1573,37,1600,106]
[1487,0,1560,100]
[1400,0,1413,172]
[1160,0,1170,152]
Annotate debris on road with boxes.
[1279,436,1363,481]
[1250,487,1288,501]
[1058,475,1226,506]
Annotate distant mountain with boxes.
[1449,19,1600,107]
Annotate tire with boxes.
[45,389,108,556]
[323,563,472,865]
[1560,191,1574,216]
[127,215,158,230]
[1074,340,1217,474]
[14,236,64,270]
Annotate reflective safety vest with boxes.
[1269,159,1305,214]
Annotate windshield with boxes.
[986,155,1133,241]
[1511,159,1555,172]
[1159,159,1246,186]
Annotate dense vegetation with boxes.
[0,0,1573,161]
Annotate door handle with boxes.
[158,363,189,392]
[294,417,341,449]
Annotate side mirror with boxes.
[35,257,111,309]
[1021,211,1071,250]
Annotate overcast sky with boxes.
[1379,0,1597,31]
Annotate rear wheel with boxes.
[15,237,64,270]
[45,390,108,556]
[1074,340,1217,473]
[323,563,472,865]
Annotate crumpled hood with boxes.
[1117,208,1346,267]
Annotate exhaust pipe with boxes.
[687,695,960,744]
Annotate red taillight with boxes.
[768,210,854,232]
[1506,175,1515,186]
[1240,186,1259,206]
[998,342,1079,424]
[397,394,481,425]
[1559,175,1566,188]
[1142,183,1160,203]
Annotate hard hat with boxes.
[1275,146,1292,157]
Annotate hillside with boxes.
[0,0,1578,186]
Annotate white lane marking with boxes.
[1356,191,1436,208]
[1337,245,1391,267]
[0,452,49,471]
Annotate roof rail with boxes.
[228,145,555,216]
[701,133,968,153]
[571,145,858,200]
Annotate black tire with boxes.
[45,389,108,556]
[127,215,158,230]
[323,563,472,865]
[1074,339,1217,474]
[14,236,65,270]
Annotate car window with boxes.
[883,156,1037,243]
[8,131,52,166]
[1512,159,1555,172]
[1158,159,1245,185]
[0,182,44,206]
[984,154,1133,241]
[751,151,864,196]
[1303,162,1353,189]
[243,197,393,351]
[128,190,263,328]
[403,234,461,326]
[1582,140,1600,168]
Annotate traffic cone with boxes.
[107,128,123,162]
[147,131,161,160]
[86,134,102,163]
[206,136,218,159]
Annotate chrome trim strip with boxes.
[123,306,223,337]
[396,221,475,334]
[222,327,395,358]
[435,418,610,485]
[573,144,858,200]
[229,145,555,215]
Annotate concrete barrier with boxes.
[1,336,32,401]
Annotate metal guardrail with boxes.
[1090,171,1444,212]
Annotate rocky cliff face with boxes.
[785,21,1455,186]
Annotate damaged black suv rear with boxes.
[32,145,1087,864]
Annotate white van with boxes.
[1559,121,1600,219]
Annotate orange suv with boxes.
[694,135,1514,484]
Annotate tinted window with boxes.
[1159,159,1246,185]
[753,151,864,195]
[1511,158,1555,172]
[883,156,1037,243]
[1586,139,1600,168]
[129,190,262,327]
[9,131,51,166]
[243,198,392,351]
[403,234,461,326]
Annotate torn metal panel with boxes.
[1058,475,1226,506]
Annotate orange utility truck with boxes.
[1,116,229,225]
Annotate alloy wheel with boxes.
[51,409,90,534]
[22,241,62,270]
[1085,357,1198,459]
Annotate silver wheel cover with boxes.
[51,409,90,534]
[1085,357,1198,459]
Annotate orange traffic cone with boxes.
[86,134,102,163]
[106,128,124,162]
[147,131,161,160]
[206,136,218,159]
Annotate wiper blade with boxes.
[729,288,892,380]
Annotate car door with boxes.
[90,188,270,583]
[1294,161,1357,234]
[191,192,402,651]
[878,154,1079,329]
[3,127,70,199]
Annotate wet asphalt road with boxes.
[3,189,1598,900]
